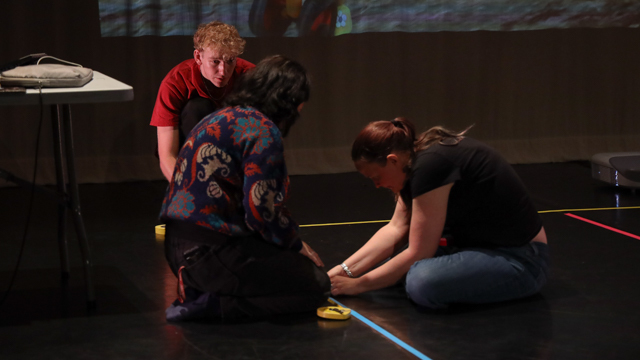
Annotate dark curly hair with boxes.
[224,55,310,137]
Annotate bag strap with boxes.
[36,56,84,68]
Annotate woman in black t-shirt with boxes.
[328,117,549,309]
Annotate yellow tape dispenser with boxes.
[317,298,351,320]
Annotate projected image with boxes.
[99,0,640,37]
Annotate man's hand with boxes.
[300,241,324,268]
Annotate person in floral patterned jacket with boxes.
[161,55,330,321]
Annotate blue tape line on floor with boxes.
[330,298,432,360]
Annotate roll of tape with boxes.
[155,224,166,240]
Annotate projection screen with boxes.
[99,0,640,37]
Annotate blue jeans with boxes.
[405,242,549,309]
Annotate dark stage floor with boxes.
[1,161,639,359]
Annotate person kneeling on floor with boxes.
[161,55,330,321]
[151,21,255,181]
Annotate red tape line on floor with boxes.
[565,213,640,240]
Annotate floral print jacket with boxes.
[160,106,301,250]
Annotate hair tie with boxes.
[390,119,402,128]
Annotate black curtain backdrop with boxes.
[1,0,640,185]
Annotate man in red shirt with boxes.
[150,21,255,180]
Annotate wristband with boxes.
[340,263,354,278]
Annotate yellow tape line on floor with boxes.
[300,219,390,228]
[538,205,640,214]
[300,206,640,228]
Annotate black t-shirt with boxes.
[400,137,542,248]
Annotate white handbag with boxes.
[0,56,93,88]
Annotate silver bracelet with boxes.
[340,263,354,278]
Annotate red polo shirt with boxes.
[150,58,254,127]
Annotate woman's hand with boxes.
[300,241,324,268]
[327,264,347,278]
[329,274,363,296]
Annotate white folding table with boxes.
[0,71,134,310]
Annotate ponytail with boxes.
[414,125,473,153]
[352,117,473,165]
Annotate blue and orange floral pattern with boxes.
[160,106,300,249]
[167,190,196,219]
[230,117,273,154]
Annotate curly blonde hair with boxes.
[193,21,246,57]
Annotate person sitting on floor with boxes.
[329,117,549,309]
[150,21,255,181]
[161,55,330,321]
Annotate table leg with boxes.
[51,105,70,284]
[60,104,96,310]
